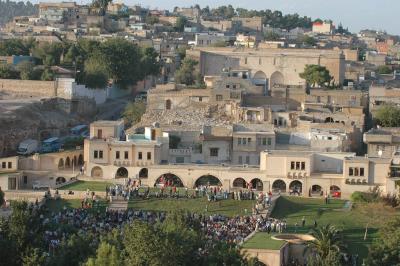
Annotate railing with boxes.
[169,148,192,156]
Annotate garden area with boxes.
[58,180,112,192]
[270,196,400,260]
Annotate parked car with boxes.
[17,139,39,155]
[32,181,49,190]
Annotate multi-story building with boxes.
[364,128,400,158]
[312,21,334,34]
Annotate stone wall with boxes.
[0,79,56,99]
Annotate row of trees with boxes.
[0,38,161,88]
[0,202,262,266]
[0,0,38,26]
[200,5,314,30]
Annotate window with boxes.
[216,95,223,101]
[226,85,230,88]
[116,151,120,159]
[97,129,102,139]
[349,167,354,176]
[238,156,242,164]
[124,151,129,159]
[244,57,248,64]
[94,150,98,159]
[176,157,184,163]
[360,167,365,177]
[243,138,247,145]
[290,162,295,170]
[99,151,103,159]
[7,162,12,169]
[355,168,359,176]
[199,97,203,102]
[259,57,262,65]
[245,156,250,164]
[238,138,242,145]
[296,162,300,170]
[233,84,237,89]
[268,138,272,145]
[262,138,266,145]
[138,152,142,160]
[147,152,151,160]
[247,138,251,144]
[301,162,305,170]
[23,176,27,184]
[210,148,219,157]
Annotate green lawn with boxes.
[45,198,108,213]
[270,196,400,261]
[128,197,255,217]
[59,180,112,192]
[242,233,286,250]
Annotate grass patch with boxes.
[59,180,112,192]
[45,198,108,213]
[271,196,400,260]
[242,233,286,250]
[128,197,255,217]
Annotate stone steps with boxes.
[108,200,128,211]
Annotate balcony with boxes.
[287,171,307,179]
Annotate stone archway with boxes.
[91,166,103,178]
[58,158,64,169]
[56,176,66,184]
[270,71,284,88]
[250,178,263,191]
[311,184,323,196]
[139,168,148,178]
[325,117,334,123]
[116,167,128,179]
[194,175,222,188]
[272,179,287,193]
[155,173,184,187]
[289,180,302,194]
[253,70,268,94]
[233,177,247,189]
[65,157,71,168]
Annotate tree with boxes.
[140,47,160,79]
[0,64,18,79]
[33,42,63,66]
[375,104,400,127]
[122,101,146,127]
[91,0,112,16]
[86,242,121,266]
[17,61,36,80]
[175,58,204,87]
[84,56,109,89]
[0,39,33,56]
[377,65,392,75]
[300,35,317,46]
[174,16,188,32]
[0,186,4,207]
[99,38,141,88]
[264,31,281,41]
[366,217,400,266]
[145,15,159,25]
[22,248,47,266]
[41,67,55,81]
[306,224,346,265]
[299,64,333,87]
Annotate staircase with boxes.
[108,199,128,211]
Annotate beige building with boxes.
[187,47,346,88]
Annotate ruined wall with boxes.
[0,79,57,99]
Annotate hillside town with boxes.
[0,1,400,266]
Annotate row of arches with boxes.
[89,167,342,196]
[58,154,83,170]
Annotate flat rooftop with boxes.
[91,120,123,127]
[242,233,286,250]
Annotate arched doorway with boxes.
[78,154,84,165]
[194,175,222,188]
[91,166,103,178]
[270,71,284,88]
[253,71,267,94]
[325,117,334,123]
[65,157,71,168]
[56,177,66,185]
[250,178,263,191]
[58,158,64,169]
[311,184,323,196]
[116,167,128,179]
[233,178,247,189]
[272,179,286,193]
[139,168,148,178]
[289,180,302,195]
[166,99,172,110]
[330,185,341,198]
[155,173,184,187]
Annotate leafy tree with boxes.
[86,242,121,266]
[0,186,4,206]
[99,38,141,88]
[0,64,19,79]
[174,16,188,32]
[175,58,204,87]
[145,15,159,25]
[377,65,392,75]
[122,101,146,127]
[366,217,400,266]
[0,39,33,56]
[299,64,333,87]
[91,0,112,16]
[306,224,346,265]
[264,31,281,41]
[33,42,63,66]
[140,47,160,79]
[17,61,36,80]
[0,1,38,25]
[84,56,109,89]
[41,67,55,81]
[22,248,47,266]
[375,104,400,127]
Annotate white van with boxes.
[17,139,39,155]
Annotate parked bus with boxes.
[41,137,62,153]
